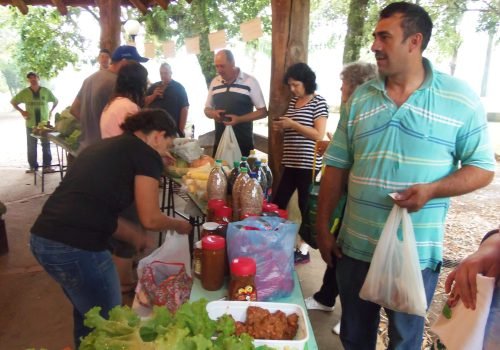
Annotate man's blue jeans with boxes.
[337,254,440,350]
[26,127,52,169]
[30,234,121,348]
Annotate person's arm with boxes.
[70,97,81,120]
[274,115,327,141]
[11,99,29,119]
[144,84,162,106]
[134,175,192,233]
[444,230,500,310]
[315,166,349,266]
[178,106,188,134]
[393,165,494,212]
[204,106,226,123]
[49,99,58,117]
[223,107,268,126]
[112,217,152,252]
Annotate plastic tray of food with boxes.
[206,300,309,350]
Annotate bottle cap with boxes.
[208,198,226,210]
[215,206,232,219]
[262,203,279,212]
[230,257,256,276]
[202,235,225,250]
[233,161,240,168]
[240,167,248,173]
[277,209,288,219]
[241,156,248,161]
[255,160,261,166]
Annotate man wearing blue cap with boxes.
[70,45,148,151]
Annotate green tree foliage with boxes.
[8,7,85,80]
[343,0,370,64]
[142,0,270,86]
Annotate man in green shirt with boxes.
[11,72,58,173]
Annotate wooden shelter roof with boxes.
[0,0,189,15]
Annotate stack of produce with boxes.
[54,107,81,151]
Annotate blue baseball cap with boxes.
[111,45,149,63]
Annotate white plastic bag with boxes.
[215,126,242,165]
[137,231,191,279]
[172,138,203,162]
[359,204,428,316]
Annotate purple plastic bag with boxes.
[227,216,297,301]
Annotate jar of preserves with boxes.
[192,240,202,279]
[201,235,226,291]
[229,257,257,301]
[201,221,220,239]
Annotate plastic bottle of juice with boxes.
[246,149,258,173]
[240,172,264,219]
[227,161,240,195]
[261,158,273,202]
[239,156,249,171]
[207,159,227,202]
[231,167,250,221]
[254,160,267,195]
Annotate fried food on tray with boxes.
[234,306,299,340]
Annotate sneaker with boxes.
[332,321,341,335]
[294,249,310,264]
[25,168,36,174]
[42,167,58,174]
[304,296,335,312]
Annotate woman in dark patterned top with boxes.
[272,62,328,263]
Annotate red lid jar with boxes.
[229,257,257,301]
[201,235,226,291]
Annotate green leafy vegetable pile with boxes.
[79,299,275,350]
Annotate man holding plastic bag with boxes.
[316,2,495,349]
[204,49,267,157]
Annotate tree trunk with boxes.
[96,0,121,52]
[269,0,310,184]
[342,0,369,64]
[480,30,494,97]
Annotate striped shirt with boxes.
[282,95,328,170]
[325,58,495,270]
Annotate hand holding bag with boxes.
[359,203,428,316]
[215,125,242,165]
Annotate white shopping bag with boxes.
[215,125,242,166]
[137,230,191,279]
[359,203,428,316]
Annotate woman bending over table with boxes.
[30,109,192,348]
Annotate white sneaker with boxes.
[332,321,341,335]
[304,296,335,312]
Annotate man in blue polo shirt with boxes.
[204,49,267,156]
[316,2,495,349]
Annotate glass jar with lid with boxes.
[201,235,226,291]
[201,221,220,239]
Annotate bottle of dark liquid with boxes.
[227,161,240,195]
[261,158,273,202]
[246,149,258,173]
[254,160,267,195]
[239,156,249,171]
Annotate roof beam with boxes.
[155,0,169,10]
[51,0,68,15]
[129,0,148,15]
[12,0,28,14]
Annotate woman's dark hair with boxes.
[121,108,177,137]
[112,62,148,107]
[283,63,317,94]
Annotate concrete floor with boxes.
[0,168,341,350]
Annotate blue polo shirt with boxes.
[325,58,495,270]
